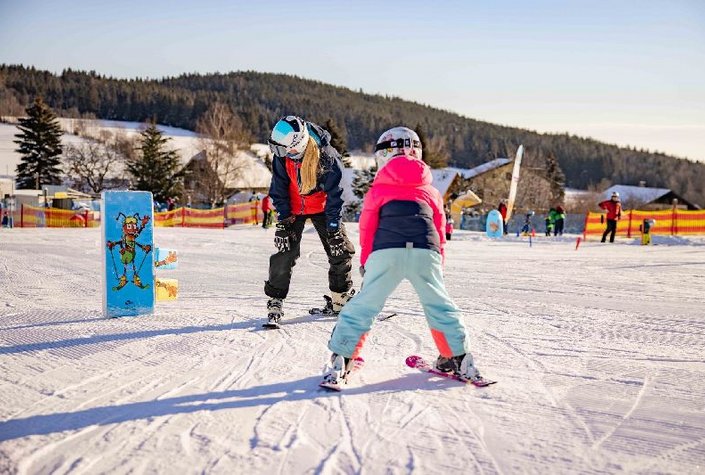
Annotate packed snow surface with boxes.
[1,226,704,474]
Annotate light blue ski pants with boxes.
[328,247,471,359]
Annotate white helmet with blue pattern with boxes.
[269,115,310,159]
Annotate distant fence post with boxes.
[20,203,24,228]
[84,209,89,228]
[671,199,678,235]
[627,210,632,238]
[181,207,186,227]
[582,212,588,241]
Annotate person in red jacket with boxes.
[498,199,508,235]
[264,116,355,327]
[599,191,622,243]
[261,194,273,229]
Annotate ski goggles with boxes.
[374,138,421,152]
[268,139,305,159]
[268,139,290,158]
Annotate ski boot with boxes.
[320,353,364,390]
[113,275,128,291]
[263,297,284,329]
[331,289,356,314]
[435,353,483,383]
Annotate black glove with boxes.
[274,217,297,253]
[327,229,348,257]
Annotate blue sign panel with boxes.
[102,191,155,317]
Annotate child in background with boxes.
[445,207,454,241]
[321,126,488,387]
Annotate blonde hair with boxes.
[299,136,320,194]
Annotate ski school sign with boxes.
[101,191,156,318]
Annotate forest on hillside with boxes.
[1,64,703,207]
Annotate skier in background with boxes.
[264,116,355,327]
[444,204,454,240]
[321,126,486,386]
[498,199,508,234]
[599,192,622,243]
[520,211,535,235]
[545,208,556,236]
[261,194,273,229]
[554,205,566,236]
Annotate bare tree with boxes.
[62,129,135,193]
[63,141,122,194]
[195,102,251,206]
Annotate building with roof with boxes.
[430,158,558,214]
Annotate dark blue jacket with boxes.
[372,200,441,255]
[268,122,344,230]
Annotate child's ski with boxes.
[405,355,496,387]
[319,357,365,391]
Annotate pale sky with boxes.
[1,0,704,161]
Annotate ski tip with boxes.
[405,355,424,368]
[471,379,497,387]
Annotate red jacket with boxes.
[599,199,622,220]
[261,195,272,212]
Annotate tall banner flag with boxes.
[505,145,524,223]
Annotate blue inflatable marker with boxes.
[485,209,504,238]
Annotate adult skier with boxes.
[321,126,486,386]
[599,191,622,243]
[264,116,355,327]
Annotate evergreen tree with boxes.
[14,97,64,189]
[345,165,378,219]
[127,122,183,202]
[325,118,352,167]
[545,150,566,204]
[414,124,448,169]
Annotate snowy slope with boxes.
[1,226,705,474]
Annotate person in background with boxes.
[599,192,622,243]
[554,205,566,236]
[249,192,260,225]
[264,115,355,327]
[498,199,508,234]
[520,211,535,235]
[444,204,454,241]
[261,194,273,229]
[321,126,488,387]
[545,208,557,236]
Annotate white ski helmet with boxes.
[374,126,422,170]
[269,115,310,159]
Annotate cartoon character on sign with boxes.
[107,213,152,290]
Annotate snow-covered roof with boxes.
[448,158,512,180]
[430,169,459,196]
[430,159,513,196]
[603,185,671,204]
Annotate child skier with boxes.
[321,126,487,387]
[264,116,356,327]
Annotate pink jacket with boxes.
[359,156,446,266]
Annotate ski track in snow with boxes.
[1,226,705,474]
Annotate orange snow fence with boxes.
[154,207,225,229]
[153,203,264,228]
[20,204,97,228]
[583,209,705,240]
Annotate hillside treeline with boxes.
[1,64,703,206]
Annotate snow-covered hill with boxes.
[1,226,704,473]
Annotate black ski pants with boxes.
[264,213,355,299]
[601,219,617,243]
